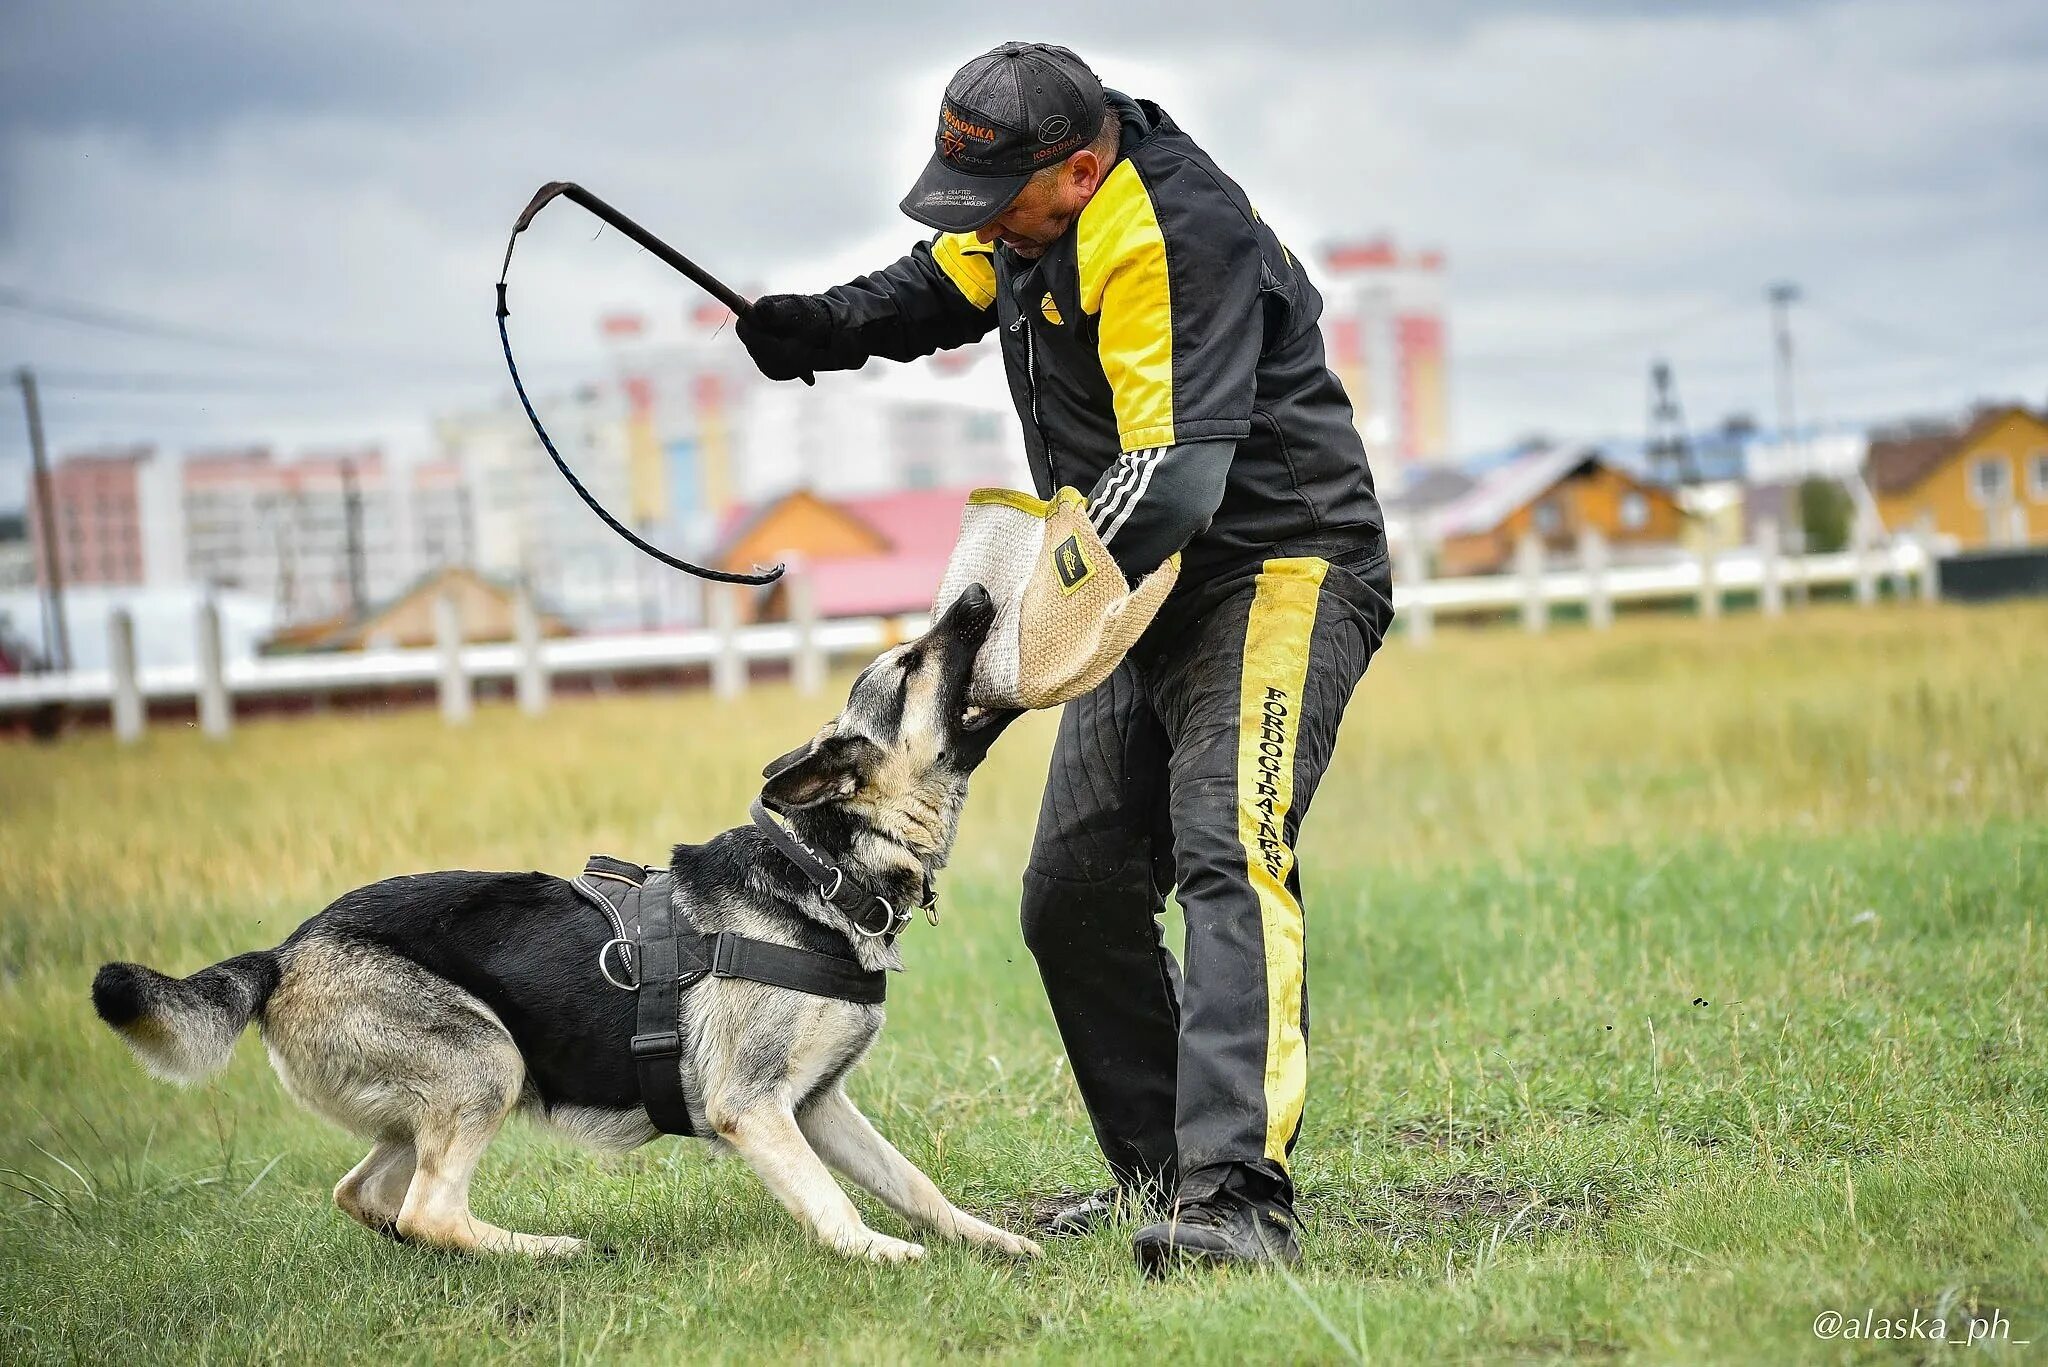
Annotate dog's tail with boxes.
[91,950,281,1084]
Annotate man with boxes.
[736,42,1393,1273]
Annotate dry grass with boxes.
[0,600,2043,1363]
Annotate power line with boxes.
[15,367,501,395]
[1458,298,1752,371]
[0,285,497,378]
[0,285,352,358]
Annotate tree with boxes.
[1798,477,1854,553]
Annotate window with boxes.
[2030,451,2048,503]
[1620,491,1649,530]
[1969,454,2011,505]
[1532,499,1562,534]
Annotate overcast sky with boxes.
[3,0,2045,507]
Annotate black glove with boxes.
[737,294,860,384]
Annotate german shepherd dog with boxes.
[91,585,1040,1264]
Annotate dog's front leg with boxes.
[714,1101,926,1263]
[798,1087,1041,1258]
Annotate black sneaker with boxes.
[1034,1186,1166,1238]
[1132,1185,1302,1275]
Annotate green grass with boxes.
[2,601,2044,1363]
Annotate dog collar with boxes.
[749,798,937,940]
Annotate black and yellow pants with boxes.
[1021,548,1393,1200]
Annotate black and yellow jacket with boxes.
[808,91,1385,603]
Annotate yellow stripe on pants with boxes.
[1236,556,1326,1167]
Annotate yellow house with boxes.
[1870,406,2048,549]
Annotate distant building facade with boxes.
[1318,239,1450,468]
[181,447,402,622]
[433,386,656,628]
[24,446,183,588]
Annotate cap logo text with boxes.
[941,107,999,145]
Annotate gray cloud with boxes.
[3,0,2045,498]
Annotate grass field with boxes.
[2,601,2044,1363]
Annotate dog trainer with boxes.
[737,42,1393,1271]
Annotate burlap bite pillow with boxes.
[932,487,1178,710]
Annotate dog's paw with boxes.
[845,1231,926,1263]
[950,1215,1043,1259]
[997,1230,1044,1260]
[517,1234,588,1259]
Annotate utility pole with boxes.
[1767,282,1802,472]
[340,456,367,618]
[16,367,70,673]
[1645,359,1697,486]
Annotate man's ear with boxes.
[761,733,879,813]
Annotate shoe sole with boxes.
[1134,1237,1300,1278]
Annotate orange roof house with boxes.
[712,487,973,623]
[1429,447,1685,577]
[1869,406,2048,550]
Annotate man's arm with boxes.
[1083,439,1234,578]
[1075,163,1263,580]
[738,235,998,380]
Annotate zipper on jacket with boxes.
[1012,312,1059,491]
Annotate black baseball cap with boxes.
[900,42,1105,233]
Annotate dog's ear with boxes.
[761,733,880,812]
[761,721,837,782]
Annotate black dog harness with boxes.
[569,806,932,1137]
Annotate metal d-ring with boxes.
[852,895,900,939]
[598,938,639,991]
[922,892,940,927]
[822,865,844,901]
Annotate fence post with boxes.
[1852,520,1877,607]
[1399,528,1433,647]
[1757,517,1784,618]
[710,584,744,700]
[514,587,548,716]
[109,607,144,743]
[1578,526,1611,631]
[789,564,825,697]
[196,598,232,738]
[1917,530,1941,602]
[1517,533,1546,634]
[436,594,471,725]
[1696,536,1721,621]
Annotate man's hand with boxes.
[736,294,841,384]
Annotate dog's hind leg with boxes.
[396,1097,584,1259]
[714,1101,925,1262]
[334,1141,415,1237]
[797,1087,1040,1258]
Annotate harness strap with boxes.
[580,855,888,1139]
[629,875,701,1137]
[707,932,886,1006]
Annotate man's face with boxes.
[974,150,1107,260]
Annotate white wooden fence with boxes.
[1,529,1940,742]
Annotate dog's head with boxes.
[759,584,1005,863]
